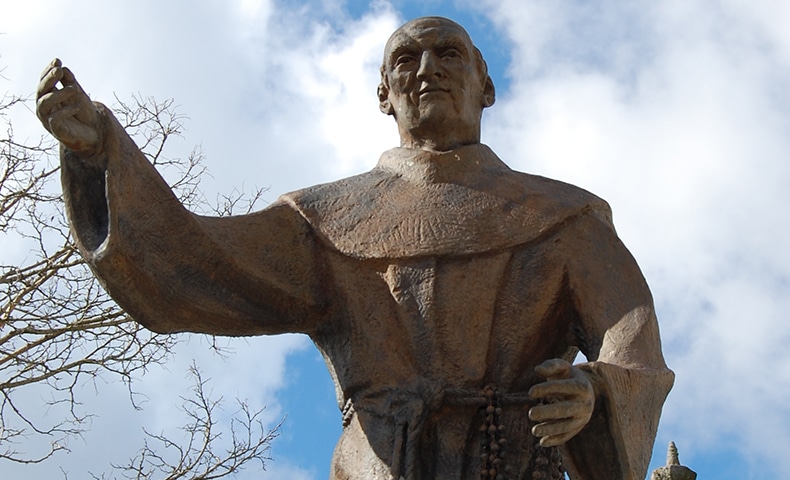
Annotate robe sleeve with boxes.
[561,212,674,480]
[60,103,326,336]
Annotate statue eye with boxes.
[440,48,462,59]
[394,54,416,66]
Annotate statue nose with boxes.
[416,51,444,80]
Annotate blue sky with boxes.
[2,0,790,479]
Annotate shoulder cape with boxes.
[281,144,613,259]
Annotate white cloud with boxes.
[481,0,790,475]
[232,1,401,183]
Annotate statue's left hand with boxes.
[528,358,594,447]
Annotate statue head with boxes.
[378,17,496,151]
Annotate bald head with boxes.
[384,18,473,62]
[378,17,495,151]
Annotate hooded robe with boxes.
[61,105,673,480]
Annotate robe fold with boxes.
[61,104,673,480]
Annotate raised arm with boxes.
[36,60,326,337]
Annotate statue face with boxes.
[380,17,492,147]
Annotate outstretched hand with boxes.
[528,358,594,447]
[36,58,102,156]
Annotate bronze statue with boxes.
[36,16,673,480]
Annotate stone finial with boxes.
[650,442,697,480]
[667,441,680,465]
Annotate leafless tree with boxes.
[0,89,271,477]
[95,364,280,480]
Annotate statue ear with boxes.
[378,83,394,115]
[482,75,496,108]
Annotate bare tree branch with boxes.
[95,364,280,480]
[0,90,271,477]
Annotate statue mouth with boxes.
[418,85,450,96]
[418,88,450,101]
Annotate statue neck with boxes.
[397,123,481,153]
[376,143,510,184]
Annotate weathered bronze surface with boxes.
[37,16,673,480]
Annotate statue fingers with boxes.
[39,58,63,80]
[528,401,586,423]
[48,106,100,154]
[531,417,584,443]
[60,67,86,92]
[528,377,590,400]
[37,87,80,127]
[534,358,571,380]
[536,427,584,447]
[47,103,82,140]
[58,68,100,129]
[36,62,64,108]
[36,91,62,132]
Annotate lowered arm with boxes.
[562,212,674,480]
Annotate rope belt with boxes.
[343,381,562,480]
